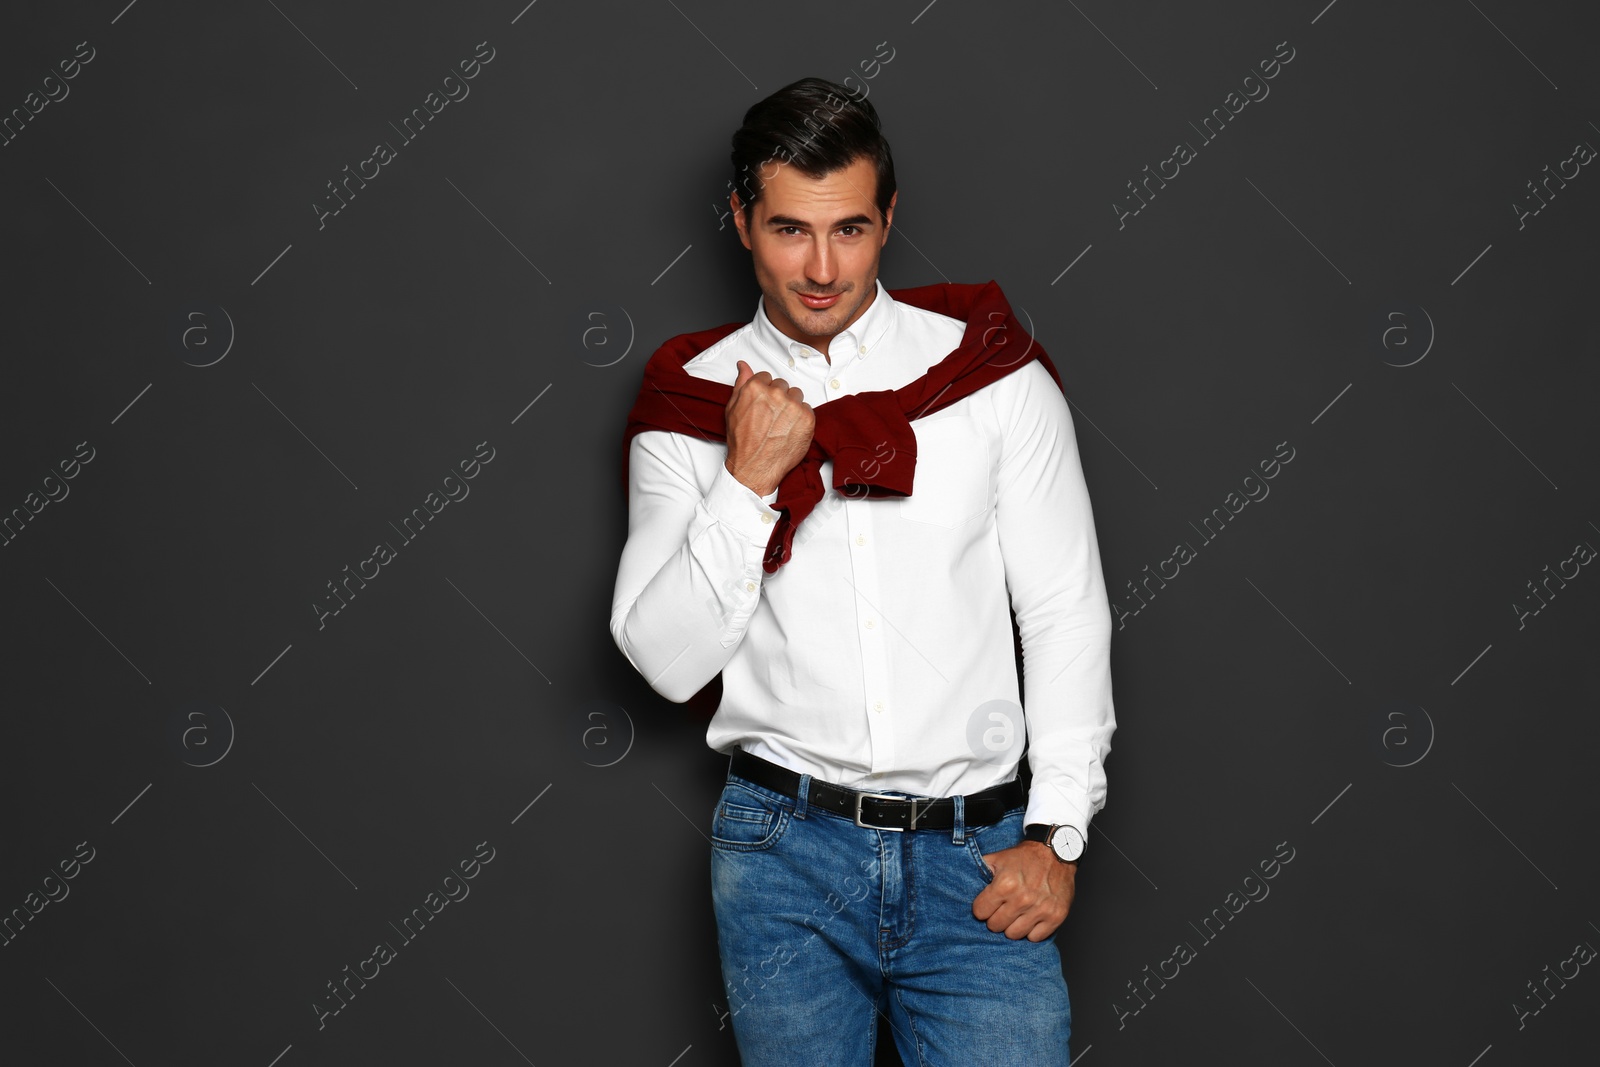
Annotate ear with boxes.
[730,191,753,250]
[881,190,897,242]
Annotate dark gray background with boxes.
[2,1,1596,1064]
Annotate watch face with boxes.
[1051,826,1085,861]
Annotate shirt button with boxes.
[865,619,876,629]
[787,356,795,368]
[830,378,841,390]
[859,345,868,355]
[855,534,865,546]
[760,512,773,524]
[870,772,883,779]
[745,581,756,592]
[873,701,885,712]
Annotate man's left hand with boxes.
[972,840,1076,941]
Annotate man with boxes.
[611,77,1115,1066]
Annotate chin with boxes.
[797,313,844,337]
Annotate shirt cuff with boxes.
[705,464,782,546]
[1024,793,1093,852]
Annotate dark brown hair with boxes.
[729,77,896,225]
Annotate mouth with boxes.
[797,291,842,310]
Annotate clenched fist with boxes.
[724,359,816,497]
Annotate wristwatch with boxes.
[1023,823,1085,863]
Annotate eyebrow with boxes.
[764,213,875,229]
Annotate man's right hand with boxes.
[724,358,816,497]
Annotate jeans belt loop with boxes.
[794,773,811,819]
[951,793,966,846]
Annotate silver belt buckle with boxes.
[855,791,912,831]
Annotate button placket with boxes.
[846,483,893,772]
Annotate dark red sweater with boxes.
[621,279,1064,574]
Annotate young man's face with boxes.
[731,154,896,357]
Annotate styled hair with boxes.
[729,77,896,225]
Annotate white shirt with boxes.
[610,278,1115,842]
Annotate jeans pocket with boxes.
[710,782,790,852]
[965,808,1026,884]
[965,836,996,884]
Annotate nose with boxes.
[805,236,837,289]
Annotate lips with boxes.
[798,291,841,309]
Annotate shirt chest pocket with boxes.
[896,415,991,529]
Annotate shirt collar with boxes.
[752,278,895,366]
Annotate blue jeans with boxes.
[709,769,1072,1066]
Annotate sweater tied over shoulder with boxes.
[621,280,1065,574]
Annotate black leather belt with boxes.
[729,749,1024,831]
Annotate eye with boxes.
[839,226,862,236]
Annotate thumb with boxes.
[733,358,753,389]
